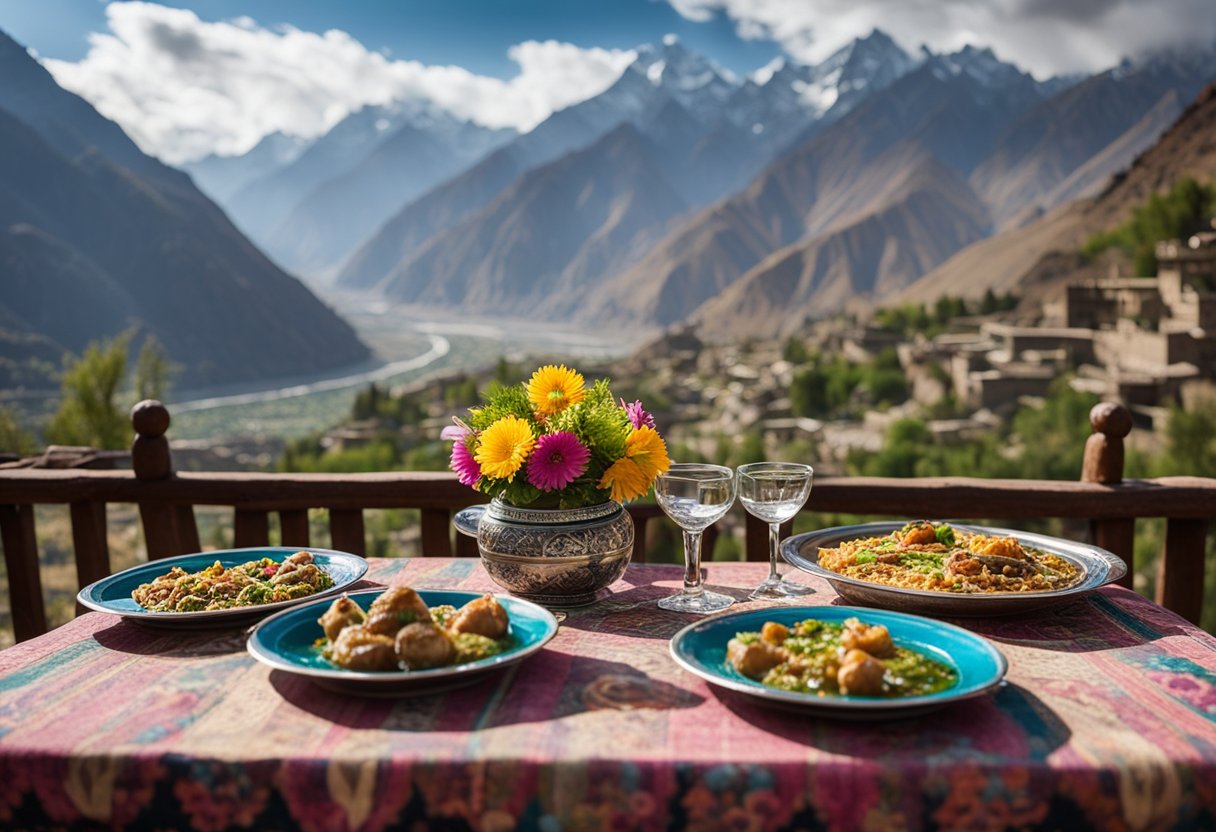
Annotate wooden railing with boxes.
[1,400,1212,641]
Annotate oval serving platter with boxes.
[781,522,1127,617]
[77,546,368,628]
[247,589,559,696]
[670,605,1007,719]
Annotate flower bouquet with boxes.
[443,364,670,510]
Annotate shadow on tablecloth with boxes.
[959,592,1186,653]
[92,619,251,657]
[267,655,704,729]
[705,680,1071,758]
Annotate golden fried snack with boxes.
[365,587,432,636]
[760,622,788,645]
[727,639,787,680]
[841,618,895,658]
[837,649,885,696]
[447,594,508,640]
[395,622,456,670]
[318,595,366,641]
[328,627,398,671]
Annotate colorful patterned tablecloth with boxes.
[2,558,1215,831]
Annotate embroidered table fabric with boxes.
[2,559,1214,831]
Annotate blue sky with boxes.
[5,0,1213,164]
[1,0,780,77]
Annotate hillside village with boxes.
[294,222,1215,485]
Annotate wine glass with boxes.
[737,462,814,600]
[655,463,737,614]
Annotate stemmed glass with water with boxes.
[655,463,737,614]
[737,462,814,600]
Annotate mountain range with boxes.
[6,24,1216,391]
[184,30,1214,340]
[0,29,369,391]
[897,79,1216,310]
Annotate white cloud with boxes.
[41,2,635,164]
[667,0,1216,78]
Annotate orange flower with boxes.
[598,426,670,502]
[598,458,650,502]
[624,426,669,480]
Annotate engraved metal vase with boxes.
[453,498,634,607]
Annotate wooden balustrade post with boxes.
[1157,518,1208,625]
[132,400,197,559]
[744,513,768,562]
[1081,402,1135,587]
[0,503,47,641]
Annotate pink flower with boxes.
[621,398,655,430]
[442,424,482,488]
[451,438,481,487]
[526,432,589,491]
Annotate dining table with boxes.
[2,557,1215,831]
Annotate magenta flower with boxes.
[443,422,481,487]
[621,398,656,430]
[450,438,481,487]
[526,432,590,491]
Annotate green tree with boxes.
[1009,379,1098,480]
[1157,399,1216,477]
[1083,178,1216,275]
[45,332,133,449]
[133,336,173,401]
[782,337,811,365]
[789,365,828,418]
[0,407,38,455]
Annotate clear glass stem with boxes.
[683,530,703,596]
[768,522,781,581]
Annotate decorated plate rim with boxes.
[780,521,1126,602]
[246,588,559,683]
[669,604,1008,711]
[76,546,368,620]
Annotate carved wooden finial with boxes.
[131,400,173,481]
[1081,402,1131,484]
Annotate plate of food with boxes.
[780,521,1127,617]
[670,605,1006,718]
[246,587,559,696]
[77,547,368,627]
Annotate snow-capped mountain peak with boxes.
[927,44,1031,89]
[727,27,918,135]
[627,37,739,115]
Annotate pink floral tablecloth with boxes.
[2,558,1215,831]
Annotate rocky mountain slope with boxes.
[970,47,1216,229]
[0,29,369,390]
[376,124,691,315]
[578,47,1042,332]
[692,155,990,337]
[336,33,919,295]
[898,82,1216,306]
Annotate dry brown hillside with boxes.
[693,155,990,339]
[897,83,1216,307]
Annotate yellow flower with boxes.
[625,425,670,480]
[474,416,536,480]
[527,364,585,418]
[598,426,670,502]
[598,458,651,503]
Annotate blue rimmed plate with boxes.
[670,605,1007,719]
[246,589,559,696]
[77,546,368,628]
[781,522,1128,617]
